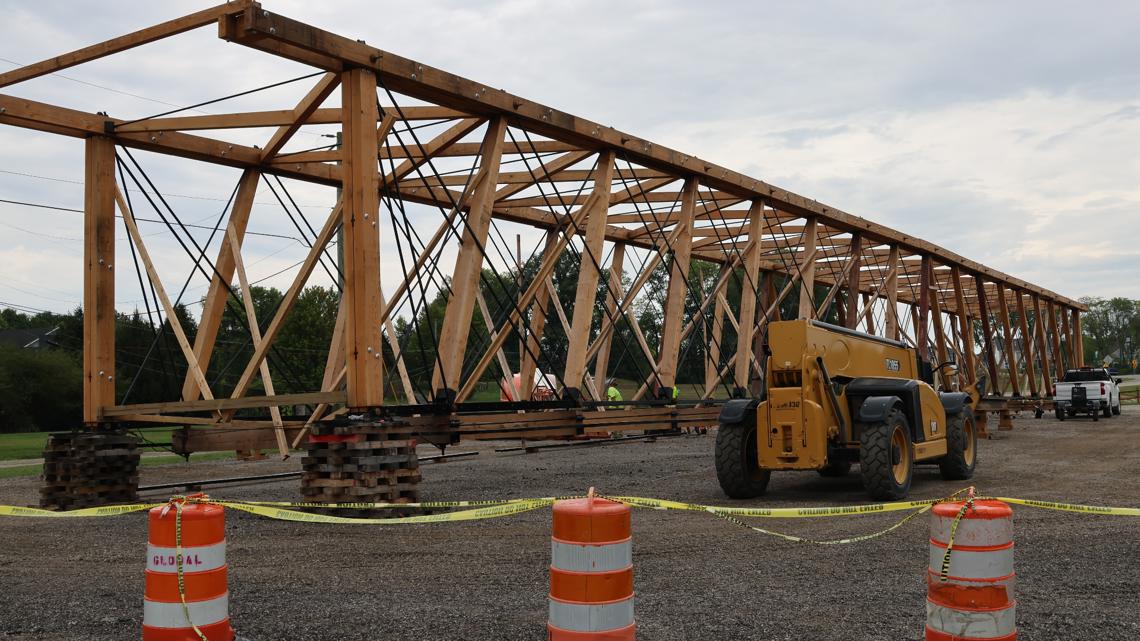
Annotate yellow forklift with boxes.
[715,319,981,501]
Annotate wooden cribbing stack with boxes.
[301,418,421,513]
[40,431,140,510]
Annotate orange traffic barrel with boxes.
[548,491,635,640]
[144,499,235,641]
[926,499,1016,640]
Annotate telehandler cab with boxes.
[715,319,981,501]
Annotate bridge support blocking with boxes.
[40,431,139,510]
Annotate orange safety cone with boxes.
[548,488,635,640]
[143,496,235,641]
[926,498,1016,640]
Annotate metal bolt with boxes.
[367,346,373,352]
[107,264,113,270]
[374,353,381,359]
[107,375,113,381]
[262,10,269,17]
[0,107,6,114]
[98,258,105,265]
[270,27,277,35]
[98,370,104,376]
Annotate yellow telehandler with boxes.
[715,319,982,501]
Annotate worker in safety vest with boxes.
[605,378,623,406]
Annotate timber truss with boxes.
[0,2,1085,454]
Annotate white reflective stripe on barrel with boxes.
[551,539,632,573]
[143,594,229,628]
[548,597,634,632]
[146,541,226,573]
[929,543,1013,580]
[927,599,1016,637]
[931,516,1013,548]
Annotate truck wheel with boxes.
[1113,403,1121,416]
[1055,406,1065,421]
[818,461,852,477]
[860,409,913,501]
[1102,404,1112,419]
[715,423,770,498]
[1093,410,1099,422]
[938,412,977,481]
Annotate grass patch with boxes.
[0,451,237,480]
[0,427,179,461]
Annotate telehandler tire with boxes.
[938,411,977,481]
[715,423,770,498]
[860,409,913,501]
[818,461,852,477]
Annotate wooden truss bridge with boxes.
[0,2,1085,466]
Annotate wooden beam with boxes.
[798,218,818,319]
[844,234,863,329]
[0,2,247,88]
[117,188,214,403]
[705,268,729,393]
[563,151,616,394]
[379,284,416,404]
[1056,302,1070,375]
[83,136,116,423]
[182,169,259,402]
[262,73,340,160]
[655,177,698,393]
[884,245,901,340]
[494,150,592,201]
[951,267,977,386]
[593,243,626,392]
[995,283,1021,396]
[520,232,557,400]
[1031,295,1053,396]
[103,391,345,417]
[1015,292,1038,397]
[432,118,508,397]
[381,118,484,189]
[341,67,385,408]
[1072,308,1084,366]
[974,275,1001,393]
[475,290,522,401]
[917,255,932,355]
[734,201,766,393]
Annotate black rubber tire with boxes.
[1113,403,1121,416]
[939,412,977,481]
[818,460,852,477]
[1093,411,1099,422]
[859,409,913,501]
[1102,404,1112,418]
[1055,406,1065,421]
[715,422,770,498]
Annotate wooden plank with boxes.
[1072,309,1084,366]
[705,267,729,393]
[563,151,616,394]
[0,2,247,88]
[951,267,977,386]
[83,136,116,423]
[519,232,557,400]
[182,169,260,402]
[1031,295,1053,395]
[381,118,485,188]
[430,118,508,397]
[974,275,1001,394]
[262,74,340,160]
[378,284,416,404]
[116,188,214,402]
[844,234,863,329]
[655,177,698,393]
[884,245,901,340]
[494,150,592,201]
[104,391,345,417]
[476,290,522,401]
[341,68,385,408]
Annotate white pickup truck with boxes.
[1053,367,1122,421]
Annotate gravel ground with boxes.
[1,407,1138,641]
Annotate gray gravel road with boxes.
[2,407,1138,640]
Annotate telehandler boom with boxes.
[715,319,981,501]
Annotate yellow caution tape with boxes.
[995,497,1140,517]
[0,503,160,517]
[215,498,554,524]
[236,498,551,510]
[607,495,942,518]
[709,503,934,545]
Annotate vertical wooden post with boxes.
[974,275,1000,394]
[182,169,260,401]
[917,255,931,357]
[1015,292,1038,397]
[1031,295,1052,395]
[797,218,818,319]
[995,283,1020,396]
[593,242,626,394]
[884,245,900,340]
[520,232,557,400]
[341,67,384,408]
[1051,301,1066,380]
[655,177,698,395]
[862,292,875,335]
[844,234,863,329]
[1072,309,1084,366]
[951,267,977,386]
[929,267,951,389]
[83,136,116,425]
[734,201,765,394]
[563,151,616,397]
[431,117,507,400]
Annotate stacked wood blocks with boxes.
[40,431,140,510]
[302,419,421,506]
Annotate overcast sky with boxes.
[1,0,1137,320]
